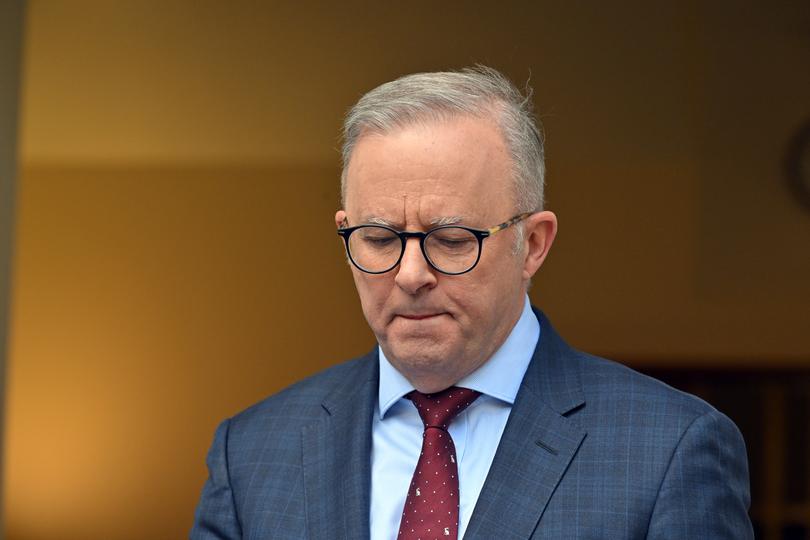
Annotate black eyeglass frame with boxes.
[336,212,535,275]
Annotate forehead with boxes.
[344,116,514,224]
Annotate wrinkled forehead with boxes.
[343,116,515,220]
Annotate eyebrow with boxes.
[365,216,396,226]
[430,215,464,226]
[362,215,466,228]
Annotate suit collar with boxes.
[302,350,378,540]
[523,308,585,416]
[319,348,379,416]
[464,308,587,539]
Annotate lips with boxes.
[397,312,445,320]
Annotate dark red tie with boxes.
[397,387,481,540]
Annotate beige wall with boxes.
[5,1,810,539]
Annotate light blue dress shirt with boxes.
[370,296,540,540]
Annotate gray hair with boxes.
[340,65,546,216]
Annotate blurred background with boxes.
[1,1,809,538]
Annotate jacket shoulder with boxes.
[226,351,377,439]
[574,350,719,424]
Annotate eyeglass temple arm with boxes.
[487,212,535,235]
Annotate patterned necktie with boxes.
[398,386,481,540]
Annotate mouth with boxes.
[396,312,446,321]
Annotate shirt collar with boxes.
[378,296,540,419]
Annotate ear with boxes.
[335,209,347,228]
[521,211,557,280]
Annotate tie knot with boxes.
[407,386,481,429]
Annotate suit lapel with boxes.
[464,310,587,539]
[302,352,378,540]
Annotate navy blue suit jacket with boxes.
[191,311,753,539]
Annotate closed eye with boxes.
[437,238,473,248]
[363,236,397,247]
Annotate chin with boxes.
[384,337,458,373]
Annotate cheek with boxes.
[352,273,392,321]
[486,241,524,280]
[443,280,487,326]
[461,255,523,310]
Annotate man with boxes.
[191,66,753,539]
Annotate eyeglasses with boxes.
[337,212,534,275]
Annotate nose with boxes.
[394,238,437,294]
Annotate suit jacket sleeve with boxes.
[646,408,754,539]
[190,419,242,540]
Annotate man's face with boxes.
[336,115,538,392]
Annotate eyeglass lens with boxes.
[347,226,479,274]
